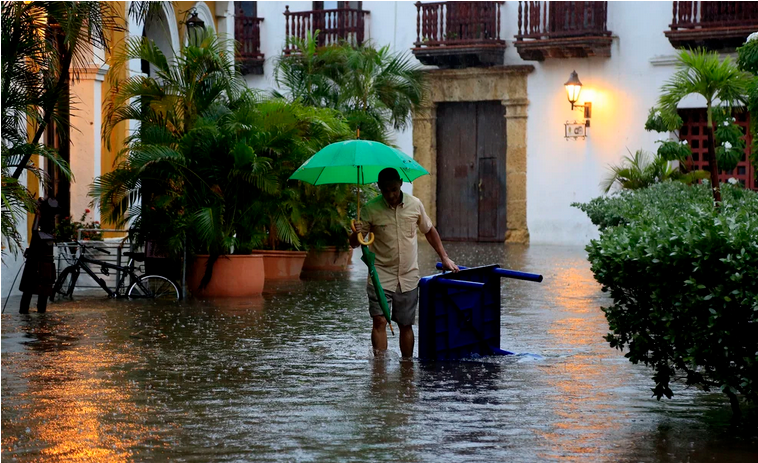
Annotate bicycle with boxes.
[51,240,180,301]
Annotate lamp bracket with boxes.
[571,101,591,117]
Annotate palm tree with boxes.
[273,32,342,109]
[1,1,122,257]
[274,34,426,144]
[655,49,752,204]
[737,33,758,170]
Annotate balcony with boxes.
[412,2,505,68]
[283,5,369,54]
[514,1,612,61]
[236,15,264,75]
[665,2,758,51]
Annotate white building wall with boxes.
[240,1,692,246]
[514,1,682,244]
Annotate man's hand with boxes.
[352,220,367,235]
[350,220,372,247]
[440,256,459,272]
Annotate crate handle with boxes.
[435,278,485,290]
[437,262,469,271]
[492,268,543,283]
[436,263,543,283]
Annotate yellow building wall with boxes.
[26,149,39,241]
[100,2,128,236]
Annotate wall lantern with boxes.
[186,8,205,45]
[564,70,592,127]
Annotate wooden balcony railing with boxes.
[414,1,503,47]
[515,1,610,40]
[412,1,506,67]
[666,2,758,50]
[671,1,758,30]
[514,1,612,61]
[283,5,369,53]
[236,15,264,58]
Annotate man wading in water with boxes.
[350,168,459,358]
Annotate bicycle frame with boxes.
[54,239,179,301]
[74,254,141,298]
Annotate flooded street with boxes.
[2,243,757,462]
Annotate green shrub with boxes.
[574,182,758,417]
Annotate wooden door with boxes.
[436,101,507,241]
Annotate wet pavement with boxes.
[2,243,757,462]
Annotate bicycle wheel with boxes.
[51,266,78,301]
[127,275,180,301]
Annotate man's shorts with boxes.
[367,284,418,326]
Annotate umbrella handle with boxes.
[351,220,375,245]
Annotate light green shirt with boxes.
[362,193,433,293]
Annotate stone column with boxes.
[412,104,437,223]
[215,1,236,59]
[502,99,530,244]
[68,64,109,224]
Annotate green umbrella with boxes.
[289,140,430,186]
[289,139,430,336]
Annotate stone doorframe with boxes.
[412,65,534,244]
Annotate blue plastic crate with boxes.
[418,264,504,360]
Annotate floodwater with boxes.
[2,243,756,462]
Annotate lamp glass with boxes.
[186,10,204,45]
[565,84,582,105]
[564,70,583,105]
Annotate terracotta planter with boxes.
[302,246,351,271]
[256,250,308,280]
[189,254,264,297]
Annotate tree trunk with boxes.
[269,224,277,250]
[705,106,722,207]
[705,125,722,206]
[11,30,72,180]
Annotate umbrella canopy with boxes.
[289,140,429,185]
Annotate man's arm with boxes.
[425,226,459,272]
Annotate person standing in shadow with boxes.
[19,197,58,314]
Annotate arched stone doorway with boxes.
[412,66,534,244]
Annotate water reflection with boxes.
[2,243,756,462]
[3,308,149,461]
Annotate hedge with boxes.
[573,182,758,417]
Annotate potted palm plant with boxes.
[93,29,350,295]
[246,102,351,280]
[299,183,353,271]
